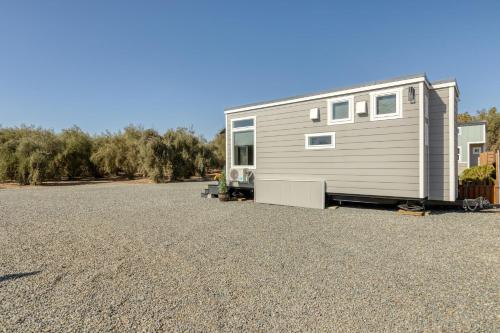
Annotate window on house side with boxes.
[233,131,254,166]
[332,102,349,119]
[327,96,354,125]
[305,132,336,149]
[370,88,402,121]
[231,117,256,168]
[233,118,254,128]
[376,94,397,115]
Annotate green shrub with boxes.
[164,128,197,180]
[12,128,61,185]
[0,140,19,181]
[139,130,168,183]
[91,134,119,176]
[163,127,217,180]
[91,133,139,179]
[57,126,93,179]
[210,129,225,169]
[460,165,495,184]
[0,125,222,184]
[218,169,227,193]
[195,144,214,177]
[28,151,50,185]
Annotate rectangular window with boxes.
[231,117,256,168]
[333,102,349,118]
[376,94,396,115]
[457,146,462,162]
[472,147,482,155]
[327,96,354,125]
[370,88,402,121]
[458,127,462,135]
[310,135,331,145]
[233,118,254,128]
[233,131,254,166]
[305,132,336,149]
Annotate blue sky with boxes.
[1,1,499,139]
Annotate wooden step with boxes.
[397,209,430,217]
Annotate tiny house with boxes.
[457,121,487,175]
[225,74,459,209]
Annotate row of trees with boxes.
[458,106,500,151]
[0,125,225,185]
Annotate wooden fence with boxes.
[479,151,496,166]
[459,150,499,204]
[458,183,495,203]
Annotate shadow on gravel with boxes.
[327,201,465,215]
[41,179,113,186]
[0,271,41,283]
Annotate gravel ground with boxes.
[0,182,499,332]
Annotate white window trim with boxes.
[458,146,462,162]
[305,132,336,150]
[369,88,403,121]
[230,116,256,169]
[458,127,462,135]
[327,96,354,125]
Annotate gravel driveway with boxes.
[0,182,499,332]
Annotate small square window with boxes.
[305,132,335,149]
[376,94,397,115]
[332,102,349,119]
[472,147,482,155]
[327,96,354,125]
[370,88,402,121]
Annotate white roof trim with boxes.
[431,81,460,96]
[225,76,428,114]
[431,82,456,89]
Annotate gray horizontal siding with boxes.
[257,155,418,163]
[256,147,418,158]
[259,124,419,139]
[227,83,422,198]
[428,87,453,201]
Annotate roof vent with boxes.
[408,87,416,104]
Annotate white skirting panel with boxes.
[255,179,326,209]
